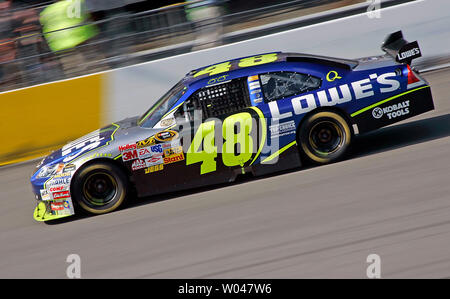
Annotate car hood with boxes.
[38,116,158,167]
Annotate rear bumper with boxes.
[350,85,434,133]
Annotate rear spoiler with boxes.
[381,31,422,65]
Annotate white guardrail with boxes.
[104,0,448,124]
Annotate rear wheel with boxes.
[71,162,128,214]
[298,111,352,164]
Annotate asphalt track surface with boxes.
[0,69,449,279]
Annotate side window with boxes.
[260,72,321,102]
[185,77,250,119]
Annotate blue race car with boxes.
[31,31,434,221]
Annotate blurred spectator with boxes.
[39,0,99,75]
[88,1,142,58]
[185,0,225,50]
[0,0,17,85]
[39,0,98,52]
[13,3,46,84]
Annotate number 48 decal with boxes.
[193,53,278,78]
[186,113,254,174]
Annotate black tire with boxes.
[298,111,352,164]
[71,162,128,215]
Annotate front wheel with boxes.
[298,111,352,164]
[71,162,128,215]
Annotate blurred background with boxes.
[0,0,448,166]
[0,0,364,92]
[1,0,450,279]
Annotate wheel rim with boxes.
[82,171,118,206]
[308,120,344,155]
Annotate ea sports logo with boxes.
[372,107,383,119]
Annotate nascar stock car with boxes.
[31,31,434,221]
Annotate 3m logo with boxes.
[122,150,138,161]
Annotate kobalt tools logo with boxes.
[372,107,383,119]
[372,100,410,119]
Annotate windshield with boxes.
[138,82,187,128]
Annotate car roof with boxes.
[182,52,359,86]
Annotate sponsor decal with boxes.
[119,143,137,152]
[154,130,179,142]
[138,148,152,159]
[144,164,164,174]
[398,48,420,61]
[53,190,70,200]
[269,120,296,138]
[372,107,383,119]
[63,164,76,172]
[163,146,183,157]
[53,172,72,178]
[49,186,68,192]
[122,149,138,162]
[163,152,185,165]
[326,70,342,82]
[207,75,229,85]
[55,163,65,174]
[51,202,65,211]
[47,177,71,187]
[248,75,263,105]
[131,159,147,171]
[396,41,421,63]
[372,100,410,120]
[138,144,163,159]
[160,118,175,127]
[40,189,52,201]
[268,72,401,119]
[136,136,156,148]
[150,144,163,153]
[145,153,164,167]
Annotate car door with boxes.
[245,71,322,174]
[181,76,265,181]
[138,76,271,196]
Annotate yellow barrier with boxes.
[0,74,104,166]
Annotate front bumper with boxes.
[34,200,74,222]
[31,175,76,222]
